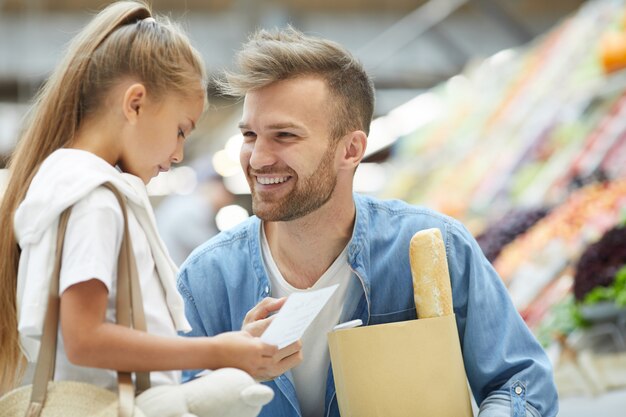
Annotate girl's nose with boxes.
[171,141,184,164]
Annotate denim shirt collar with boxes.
[244,193,373,303]
[347,193,371,287]
[246,217,270,300]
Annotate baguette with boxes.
[409,228,453,318]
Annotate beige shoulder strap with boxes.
[101,182,151,397]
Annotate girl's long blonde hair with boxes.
[0,0,206,392]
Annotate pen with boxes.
[333,319,363,331]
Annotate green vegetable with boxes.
[582,265,626,307]
[536,295,585,347]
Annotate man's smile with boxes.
[256,175,291,185]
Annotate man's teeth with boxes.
[257,176,289,185]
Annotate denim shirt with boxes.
[177,194,558,417]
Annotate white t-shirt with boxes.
[261,224,352,417]
[54,187,179,389]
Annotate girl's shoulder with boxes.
[70,185,125,227]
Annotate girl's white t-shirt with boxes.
[53,186,179,389]
[261,224,352,417]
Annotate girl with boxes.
[0,1,299,395]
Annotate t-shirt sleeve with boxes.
[59,187,123,295]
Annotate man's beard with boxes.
[250,143,338,222]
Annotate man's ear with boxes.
[339,130,367,170]
[122,83,147,124]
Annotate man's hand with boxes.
[241,297,303,380]
[242,297,287,337]
[256,339,303,382]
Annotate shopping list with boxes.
[261,284,339,349]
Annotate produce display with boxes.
[476,207,550,262]
[573,225,626,303]
[493,179,626,283]
[376,0,626,364]
[382,0,626,226]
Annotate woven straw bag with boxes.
[0,183,147,417]
[0,381,121,417]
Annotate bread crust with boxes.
[409,228,453,318]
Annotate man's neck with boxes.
[264,196,355,289]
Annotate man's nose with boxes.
[248,137,276,170]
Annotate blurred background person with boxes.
[155,157,235,266]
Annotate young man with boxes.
[178,27,558,417]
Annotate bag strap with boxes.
[27,182,150,417]
[102,183,151,397]
[25,205,72,417]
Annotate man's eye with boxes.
[242,131,256,141]
[178,128,186,139]
[277,132,295,138]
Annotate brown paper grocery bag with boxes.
[327,314,473,417]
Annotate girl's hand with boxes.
[212,331,302,381]
[60,280,303,378]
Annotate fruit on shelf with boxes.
[600,31,626,74]
[494,179,626,282]
[476,207,551,262]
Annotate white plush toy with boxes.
[135,368,274,417]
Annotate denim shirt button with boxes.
[264,285,270,295]
[515,386,523,395]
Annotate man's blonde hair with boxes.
[218,27,375,140]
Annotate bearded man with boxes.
[177,27,558,417]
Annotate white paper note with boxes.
[261,284,339,349]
